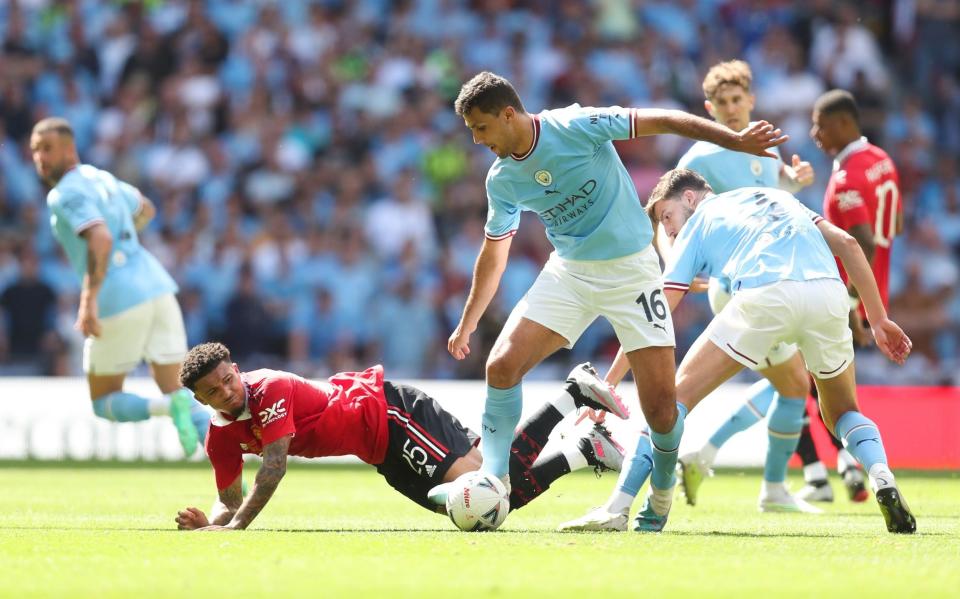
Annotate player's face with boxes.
[705,84,755,131]
[30,131,74,186]
[654,197,695,240]
[192,361,246,417]
[463,106,517,159]
[810,109,843,156]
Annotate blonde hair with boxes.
[31,117,74,139]
[702,60,753,101]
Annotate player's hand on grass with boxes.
[75,298,101,338]
[176,506,210,530]
[871,318,912,365]
[448,322,474,360]
[737,121,789,159]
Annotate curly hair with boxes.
[454,71,525,117]
[702,60,753,101]
[179,342,232,390]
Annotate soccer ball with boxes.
[445,471,510,532]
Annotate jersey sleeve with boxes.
[484,176,520,241]
[662,213,707,292]
[49,189,104,235]
[827,168,871,230]
[254,377,297,446]
[206,427,245,491]
[118,181,144,217]
[564,105,636,145]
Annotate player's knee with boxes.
[644,402,679,434]
[485,355,522,388]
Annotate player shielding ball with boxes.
[564,169,915,534]
[30,117,209,456]
[429,71,788,517]
[174,342,626,531]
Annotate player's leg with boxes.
[146,294,210,452]
[631,337,744,531]
[799,278,914,532]
[481,316,569,481]
[814,365,915,533]
[801,387,867,502]
[794,381,836,502]
[755,352,820,513]
[380,382,484,513]
[83,304,187,439]
[507,362,627,509]
[678,378,776,506]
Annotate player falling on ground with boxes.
[174,342,627,531]
[30,117,208,456]
[426,72,788,517]
[586,59,820,513]
[564,169,915,534]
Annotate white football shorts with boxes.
[83,293,188,375]
[705,278,853,378]
[507,245,675,352]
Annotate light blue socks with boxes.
[615,430,653,497]
[835,411,888,471]
[650,402,688,490]
[481,383,523,478]
[763,395,806,482]
[709,379,776,448]
[92,391,151,422]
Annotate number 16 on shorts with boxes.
[636,289,667,325]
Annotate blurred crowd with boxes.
[0,0,958,385]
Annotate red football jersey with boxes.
[206,366,389,490]
[823,138,901,313]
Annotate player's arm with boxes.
[815,219,911,364]
[224,434,291,530]
[632,109,787,159]
[76,223,112,337]
[448,236,512,360]
[133,194,156,232]
[175,476,243,530]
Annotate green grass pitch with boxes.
[2,464,958,597]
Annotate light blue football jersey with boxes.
[484,104,653,261]
[662,187,840,294]
[677,136,781,193]
[47,164,178,318]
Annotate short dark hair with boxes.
[646,168,712,223]
[179,342,232,390]
[31,117,75,139]
[814,89,860,125]
[454,71,525,117]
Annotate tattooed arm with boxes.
[76,223,112,337]
[175,475,243,530]
[189,435,292,531]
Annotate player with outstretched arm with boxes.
[174,342,626,531]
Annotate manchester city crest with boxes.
[535,170,553,186]
[750,159,763,176]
